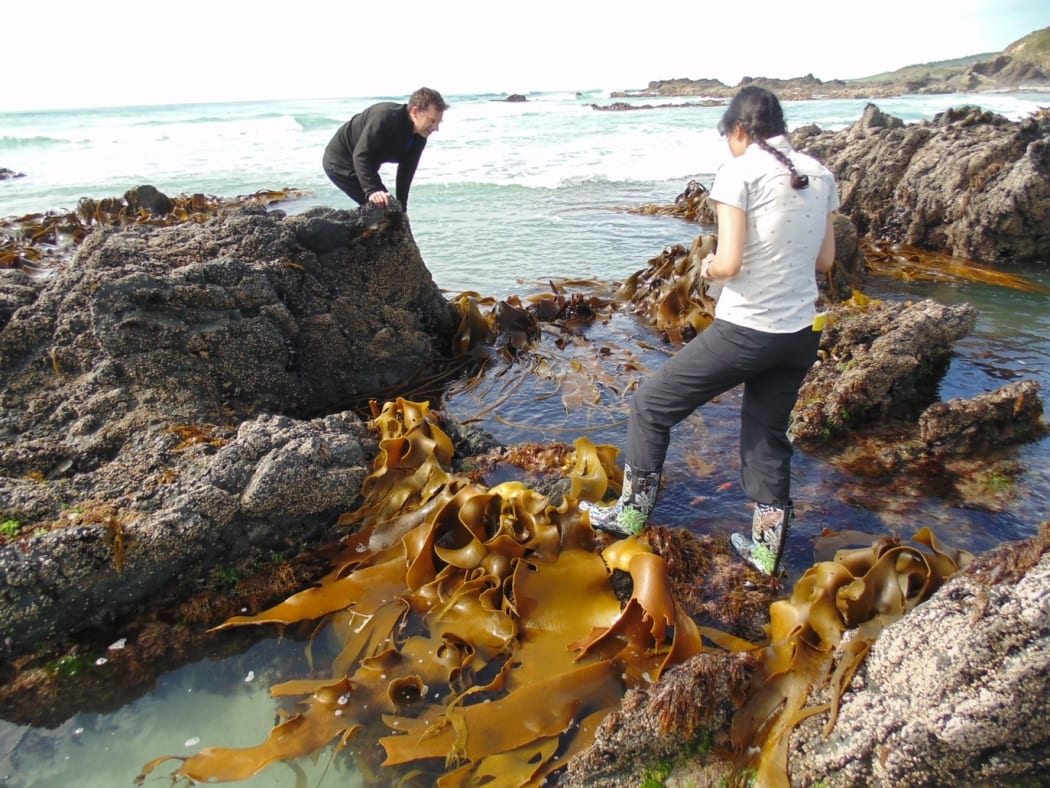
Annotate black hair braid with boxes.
[754,137,809,189]
[719,85,809,189]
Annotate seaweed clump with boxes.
[136,398,701,786]
[136,397,974,787]
[705,530,972,786]
[615,234,719,345]
[1,186,307,273]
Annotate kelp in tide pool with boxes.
[137,398,972,787]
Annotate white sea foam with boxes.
[4,90,1049,219]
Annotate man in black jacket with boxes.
[323,87,447,210]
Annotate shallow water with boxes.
[1,639,361,788]
[2,90,1049,787]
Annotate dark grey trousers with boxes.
[625,318,820,507]
[322,155,367,205]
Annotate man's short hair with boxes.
[409,87,449,113]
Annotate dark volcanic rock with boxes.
[0,202,458,654]
[919,379,1047,455]
[793,299,980,442]
[790,299,1045,496]
[123,184,174,215]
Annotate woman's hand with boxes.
[700,253,715,279]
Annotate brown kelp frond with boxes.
[137,399,978,787]
[163,423,233,452]
[447,288,655,425]
[863,240,1050,293]
[626,179,718,225]
[0,186,308,275]
[616,235,719,346]
[139,398,705,786]
[713,530,973,788]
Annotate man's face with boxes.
[410,104,443,137]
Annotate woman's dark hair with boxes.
[718,86,809,189]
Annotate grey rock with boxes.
[790,536,1050,786]
[0,203,457,654]
[793,104,1050,263]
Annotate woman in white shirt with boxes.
[584,86,839,578]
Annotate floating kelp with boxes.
[628,179,717,225]
[446,248,717,430]
[451,283,604,358]
[0,186,308,275]
[448,284,653,422]
[862,240,1050,293]
[136,398,700,786]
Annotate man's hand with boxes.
[368,191,391,207]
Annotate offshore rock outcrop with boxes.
[0,203,456,654]
[792,103,1050,263]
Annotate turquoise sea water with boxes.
[2,89,1050,786]
[5,89,1048,294]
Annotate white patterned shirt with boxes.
[708,135,840,333]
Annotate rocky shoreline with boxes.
[2,98,1049,783]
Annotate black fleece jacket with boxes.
[323,102,426,207]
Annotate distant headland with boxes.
[609,26,1050,101]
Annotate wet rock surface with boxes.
[792,103,1050,263]
[791,299,1046,492]
[0,202,456,655]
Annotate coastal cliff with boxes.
[611,26,1050,100]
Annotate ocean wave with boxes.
[0,135,68,148]
[292,114,344,131]
[130,115,259,126]
[130,110,334,130]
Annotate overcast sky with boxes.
[5,0,1048,111]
